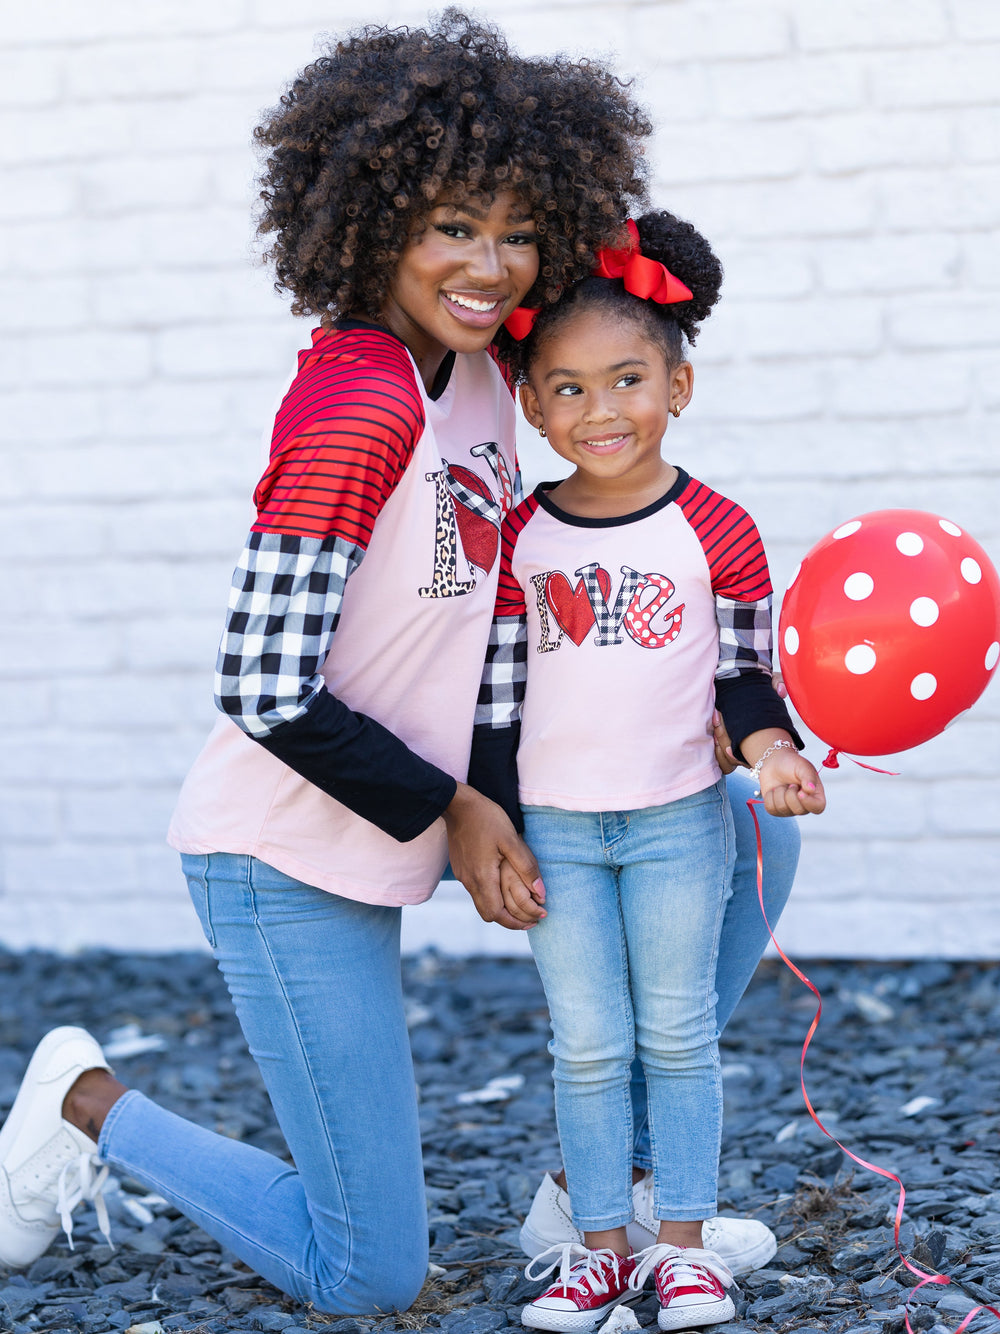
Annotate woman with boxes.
[0,12,798,1313]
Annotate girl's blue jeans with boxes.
[96,770,797,1309]
[523,781,734,1229]
[631,768,799,1171]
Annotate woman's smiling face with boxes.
[380,190,539,385]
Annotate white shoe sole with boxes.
[522,1291,641,1331]
[658,1294,736,1329]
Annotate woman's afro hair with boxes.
[253,9,652,322]
[503,209,724,381]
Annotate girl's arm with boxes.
[712,601,825,816]
[680,479,823,818]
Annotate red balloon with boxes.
[778,510,1000,756]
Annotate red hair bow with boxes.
[503,305,540,340]
[503,220,692,341]
[593,219,693,305]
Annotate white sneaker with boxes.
[634,1171,777,1275]
[520,1172,777,1276]
[0,1027,115,1267]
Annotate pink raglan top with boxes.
[470,470,800,817]
[168,324,517,905]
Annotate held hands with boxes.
[442,783,546,932]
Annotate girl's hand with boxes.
[500,857,547,927]
[443,783,546,931]
[758,749,827,817]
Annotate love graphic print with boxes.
[530,562,685,652]
[419,442,514,599]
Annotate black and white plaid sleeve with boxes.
[215,531,362,736]
[715,593,774,681]
[713,593,803,759]
[467,612,526,830]
[474,613,527,729]
[214,530,457,841]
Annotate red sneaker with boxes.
[630,1244,736,1330]
[522,1243,639,1331]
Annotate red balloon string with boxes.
[746,797,999,1334]
[822,747,900,776]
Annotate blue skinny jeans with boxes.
[96,770,797,1311]
[524,782,735,1228]
[99,853,428,1315]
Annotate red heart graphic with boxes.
[545,567,612,646]
[449,464,500,574]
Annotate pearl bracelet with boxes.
[750,739,797,794]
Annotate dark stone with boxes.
[439,1309,507,1334]
[2,951,999,1333]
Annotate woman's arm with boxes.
[217,335,457,841]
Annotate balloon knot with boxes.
[822,748,841,769]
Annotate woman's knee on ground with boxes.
[304,1243,429,1316]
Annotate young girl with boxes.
[472,212,826,1331]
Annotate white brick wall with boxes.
[2,0,998,958]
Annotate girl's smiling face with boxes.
[519,308,693,515]
[380,190,539,388]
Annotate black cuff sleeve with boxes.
[715,674,805,764]
[255,689,457,842]
[467,723,523,834]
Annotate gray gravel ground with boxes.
[1,950,999,1334]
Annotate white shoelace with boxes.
[526,1242,626,1295]
[56,1151,113,1250]
[629,1243,733,1293]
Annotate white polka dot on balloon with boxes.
[844,572,874,600]
[845,644,876,674]
[939,519,962,537]
[896,532,924,556]
[784,626,800,655]
[910,673,937,700]
[961,557,982,584]
[833,520,862,540]
[909,597,939,627]
[987,642,1000,671]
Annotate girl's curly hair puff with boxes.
[254,9,651,322]
[505,209,724,383]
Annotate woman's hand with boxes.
[712,710,739,774]
[442,783,546,931]
[713,673,791,773]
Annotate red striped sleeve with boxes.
[494,492,540,616]
[676,475,773,601]
[252,328,425,546]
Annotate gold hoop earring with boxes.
[538,426,546,437]
[671,405,681,419]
